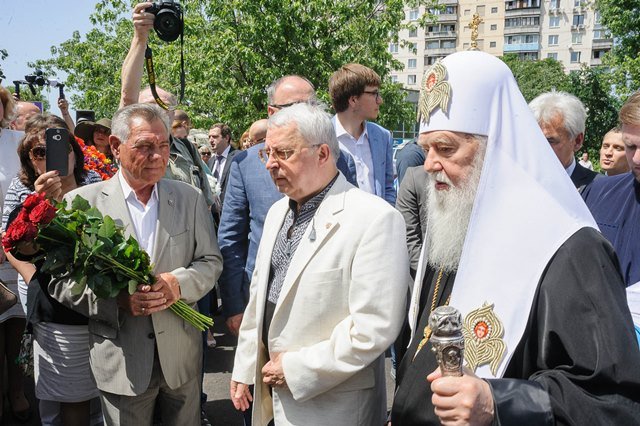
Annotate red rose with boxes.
[2,220,38,251]
[29,200,57,225]
[22,193,45,212]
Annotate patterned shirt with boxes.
[262,174,338,349]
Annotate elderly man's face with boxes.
[539,114,582,169]
[10,102,40,131]
[419,131,481,190]
[115,117,170,189]
[267,78,315,116]
[263,123,321,203]
[600,131,629,176]
[622,123,640,182]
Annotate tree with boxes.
[34,0,435,135]
[501,55,571,102]
[595,0,640,96]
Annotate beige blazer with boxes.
[50,174,222,396]
[232,174,410,426]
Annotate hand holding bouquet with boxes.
[2,193,213,331]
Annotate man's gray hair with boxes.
[528,91,586,140]
[266,75,317,105]
[111,103,171,144]
[268,103,340,162]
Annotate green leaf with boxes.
[70,279,87,296]
[98,216,116,238]
[128,279,138,295]
[71,195,91,212]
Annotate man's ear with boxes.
[573,133,585,152]
[317,144,331,165]
[109,135,122,159]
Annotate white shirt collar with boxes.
[334,116,368,141]
[565,157,577,176]
[118,172,159,206]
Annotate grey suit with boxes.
[396,166,428,278]
[50,174,221,401]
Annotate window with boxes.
[506,17,540,27]
[444,6,456,14]
[491,24,497,30]
[426,56,441,65]
[409,28,418,37]
[409,42,417,52]
[491,7,498,13]
[549,16,560,27]
[572,32,583,44]
[426,41,439,49]
[391,75,398,83]
[547,52,558,60]
[550,0,560,8]
[573,14,584,26]
[408,75,417,85]
[490,41,497,48]
[476,5,486,15]
[409,8,419,20]
[570,51,581,62]
[506,34,540,44]
[593,49,607,59]
[594,11,602,24]
[408,58,417,69]
[573,0,581,6]
[389,43,398,53]
[442,40,456,48]
[548,34,559,45]
[593,30,610,39]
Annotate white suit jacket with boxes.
[232,173,410,426]
[50,174,222,395]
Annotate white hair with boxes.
[111,103,171,144]
[268,102,339,162]
[529,91,586,140]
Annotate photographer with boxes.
[120,1,214,207]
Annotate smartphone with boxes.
[45,128,70,176]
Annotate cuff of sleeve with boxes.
[486,378,554,426]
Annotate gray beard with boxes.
[425,147,485,273]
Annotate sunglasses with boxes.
[30,143,72,160]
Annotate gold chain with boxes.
[413,268,451,361]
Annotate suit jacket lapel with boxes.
[272,175,348,316]
[96,173,135,238]
[152,180,176,265]
[366,122,383,197]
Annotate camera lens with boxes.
[155,9,183,42]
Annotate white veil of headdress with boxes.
[409,51,597,378]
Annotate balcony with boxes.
[425,30,457,40]
[590,57,603,66]
[505,7,541,18]
[426,47,457,56]
[503,42,540,52]
[436,13,458,22]
[504,25,540,35]
[592,38,613,49]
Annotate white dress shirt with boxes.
[565,157,577,177]
[118,173,159,259]
[334,118,375,194]
[207,145,231,179]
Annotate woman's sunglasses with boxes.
[30,143,72,160]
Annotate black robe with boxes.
[391,228,640,425]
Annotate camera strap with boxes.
[144,19,185,110]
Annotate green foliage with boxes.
[568,66,621,153]
[0,49,8,82]
[35,0,436,134]
[501,55,571,102]
[595,0,640,95]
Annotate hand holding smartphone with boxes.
[45,128,70,177]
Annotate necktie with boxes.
[213,155,223,180]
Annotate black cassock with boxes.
[391,228,640,425]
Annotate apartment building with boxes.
[391,0,613,89]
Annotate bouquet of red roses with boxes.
[2,193,212,331]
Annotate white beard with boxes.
[425,145,485,273]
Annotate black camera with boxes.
[25,70,47,87]
[146,1,183,42]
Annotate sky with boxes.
[1,0,99,118]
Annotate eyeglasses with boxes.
[268,99,316,110]
[200,151,212,157]
[258,144,320,163]
[363,90,382,101]
[94,127,110,136]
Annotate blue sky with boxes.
[2,0,98,118]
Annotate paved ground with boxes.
[5,312,396,425]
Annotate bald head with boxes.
[249,119,268,143]
[10,102,41,130]
[139,86,177,123]
[267,76,316,116]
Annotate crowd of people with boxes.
[1,2,640,426]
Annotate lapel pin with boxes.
[168,199,174,206]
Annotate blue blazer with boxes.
[217,143,357,318]
[333,117,396,205]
